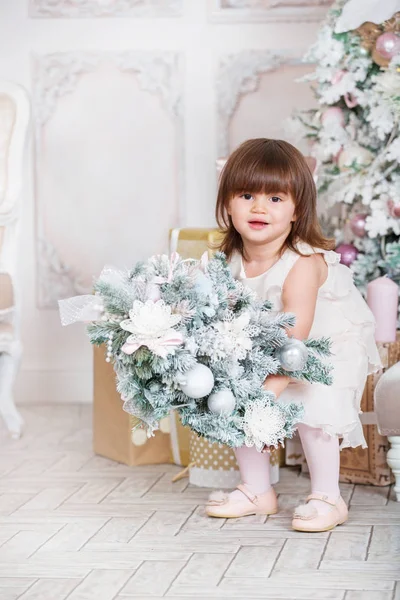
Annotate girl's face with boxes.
[228,191,296,248]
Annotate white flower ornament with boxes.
[120,299,183,358]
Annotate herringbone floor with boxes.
[0,405,399,600]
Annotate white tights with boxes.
[231,423,341,513]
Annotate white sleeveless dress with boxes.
[229,241,382,450]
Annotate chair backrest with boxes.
[0,82,30,230]
[0,83,30,329]
[0,82,30,281]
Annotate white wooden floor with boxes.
[0,405,399,600]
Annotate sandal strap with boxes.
[306,493,337,506]
[237,484,259,505]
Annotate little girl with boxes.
[205,138,381,532]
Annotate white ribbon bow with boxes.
[335,0,400,33]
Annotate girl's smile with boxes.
[248,219,268,229]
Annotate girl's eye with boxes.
[241,193,253,200]
[270,196,282,203]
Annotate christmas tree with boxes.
[288,0,400,298]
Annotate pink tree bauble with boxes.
[344,93,358,108]
[375,32,400,61]
[349,213,367,238]
[387,199,400,218]
[321,107,345,127]
[336,243,359,267]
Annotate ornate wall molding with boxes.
[33,51,184,308]
[217,50,308,155]
[29,0,182,18]
[209,0,332,22]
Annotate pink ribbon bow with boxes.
[122,330,184,358]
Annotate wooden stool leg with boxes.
[387,436,400,502]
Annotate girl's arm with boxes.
[263,253,327,397]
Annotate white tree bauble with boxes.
[159,416,171,434]
[207,389,236,415]
[177,363,215,399]
[276,339,308,372]
[131,428,148,446]
[338,145,373,171]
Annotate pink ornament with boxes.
[331,70,345,85]
[321,107,345,127]
[344,93,358,108]
[335,243,359,267]
[349,213,367,238]
[387,199,400,218]
[375,32,400,61]
[367,276,399,343]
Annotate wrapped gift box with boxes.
[93,345,172,466]
[189,430,280,488]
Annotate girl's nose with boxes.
[251,197,266,213]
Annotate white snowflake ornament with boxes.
[243,395,289,452]
[214,312,253,359]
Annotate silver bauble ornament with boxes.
[276,338,308,372]
[207,389,236,415]
[177,363,214,399]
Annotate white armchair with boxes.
[0,82,30,438]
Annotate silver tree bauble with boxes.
[177,363,215,399]
[207,389,236,415]
[276,338,308,372]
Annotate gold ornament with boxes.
[354,13,400,68]
[355,21,382,51]
[383,13,400,34]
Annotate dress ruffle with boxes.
[279,242,382,377]
[229,243,382,449]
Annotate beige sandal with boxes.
[205,484,278,518]
[292,492,348,532]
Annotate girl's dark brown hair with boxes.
[215,138,334,260]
